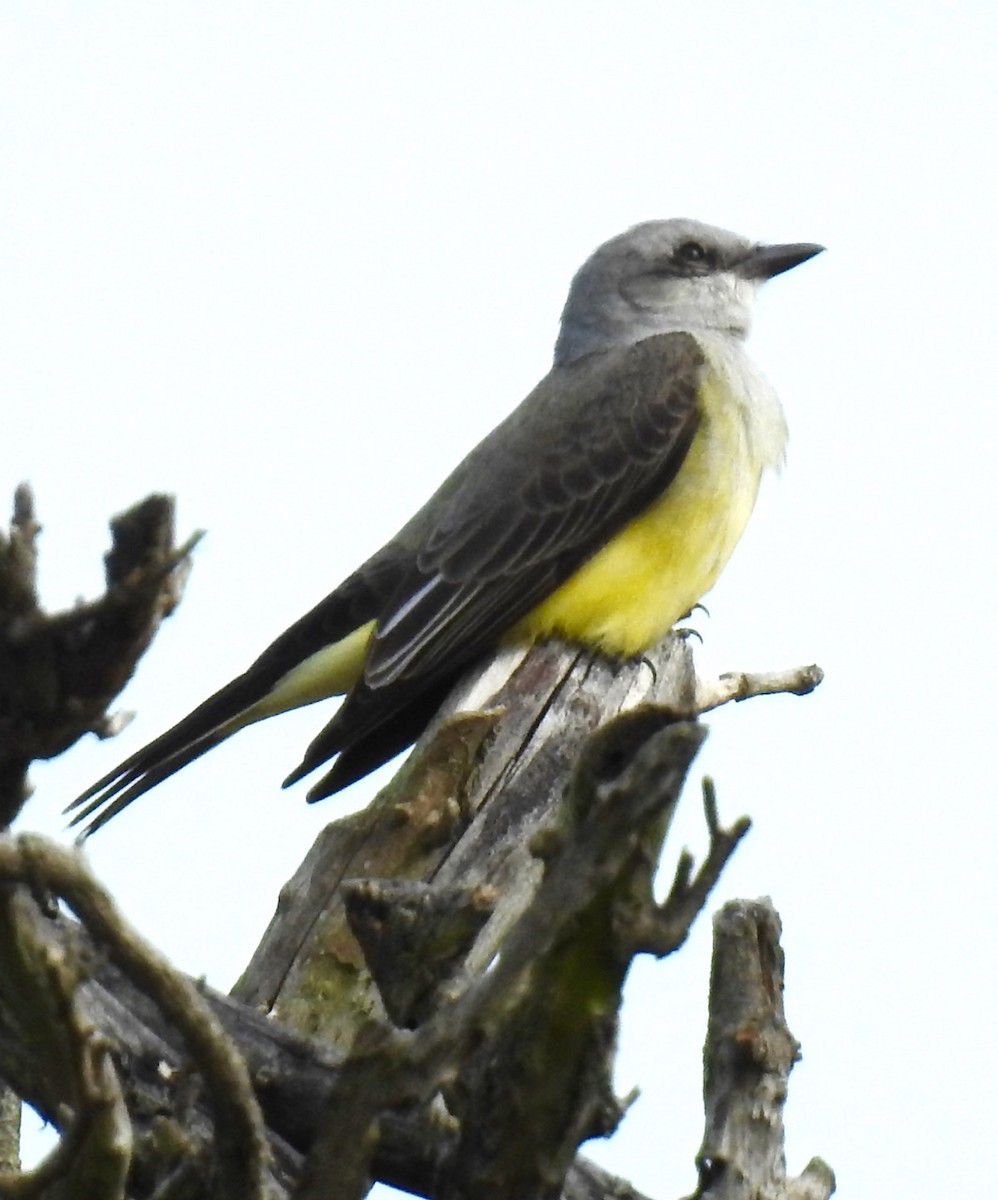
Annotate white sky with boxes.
[3,2,996,1194]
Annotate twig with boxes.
[695,665,823,714]
[627,778,752,957]
[0,887,131,1200]
[0,836,270,1200]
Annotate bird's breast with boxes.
[511,347,785,656]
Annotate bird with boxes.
[67,218,823,836]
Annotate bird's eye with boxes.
[677,240,707,263]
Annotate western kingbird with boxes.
[68,219,822,836]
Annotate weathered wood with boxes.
[0,838,275,1200]
[233,634,734,1198]
[0,836,661,1200]
[0,486,199,827]
[0,1085,18,1176]
[695,899,835,1200]
[0,532,828,1198]
[234,637,696,1039]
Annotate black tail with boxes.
[66,570,390,836]
[285,672,462,802]
[65,672,264,837]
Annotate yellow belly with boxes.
[509,375,764,656]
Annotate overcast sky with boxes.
[3,2,996,1194]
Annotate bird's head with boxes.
[554,218,823,366]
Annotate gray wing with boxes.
[365,330,706,687]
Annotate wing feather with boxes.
[363,331,704,689]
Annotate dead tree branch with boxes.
[695,666,823,714]
[0,838,272,1200]
[0,485,200,827]
[692,899,835,1200]
[0,492,830,1197]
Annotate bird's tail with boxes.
[66,582,384,836]
[64,674,269,838]
[283,671,461,801]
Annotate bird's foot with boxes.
[672,602,709,643]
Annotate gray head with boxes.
[554,218,823,367]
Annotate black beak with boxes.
[738,241,825,282]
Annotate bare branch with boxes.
[3,870,840,1200]
[0,1085,18,1176]
[295,709,709,1199]
[695,665,823,715]
[0,487,200,826]
[627,778,752,957]
[0,836,271,1200]
[0,513,830,1200]
[0,887,131,1200]
[692,899,835,1200]
[0,1041,130,1200]
[343,879,496,1028]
